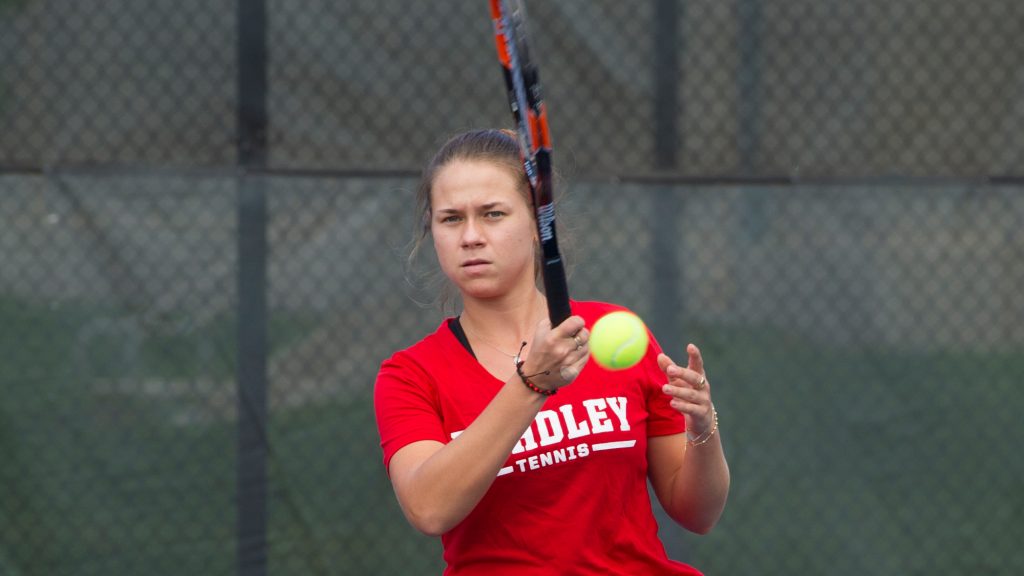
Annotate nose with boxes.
[460,216,485,247]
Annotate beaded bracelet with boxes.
[686,407,719,447]
[513,342,557,397]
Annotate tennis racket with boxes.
[489,0,572,326]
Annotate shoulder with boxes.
[571,300,635,326]
[377,319,461,386]
[381,319,457,365]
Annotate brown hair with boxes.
[406,129,533,313]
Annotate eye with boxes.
[484,210,506,219]
[439,214,462,224]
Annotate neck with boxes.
[460,288,548,348]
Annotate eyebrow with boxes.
[435,201,510,214]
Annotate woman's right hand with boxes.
[519,315,590,392]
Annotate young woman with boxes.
[374,129,729,575]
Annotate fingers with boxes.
[526,315,590,389]
[687,343,704,375]
[657,351,708,392]
[657,353,675,374]
[533,316,586,349]
[658,349,713,423]
[561,317,593,381]
[538,315,589,356]
[661,381,711,424]
[558,335,592,384]
[551,315,586,339]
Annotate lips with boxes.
[461,258,490,270]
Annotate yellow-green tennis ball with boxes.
[589,311,650,370]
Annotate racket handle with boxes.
[542,256,572,326]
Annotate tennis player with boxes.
[375,129,729,575]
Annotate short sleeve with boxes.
[374,352,448,473]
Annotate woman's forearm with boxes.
[389,377,546,535]
[669,435,730,534]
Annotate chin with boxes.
[457,280,505,301]
[461,288,503,301]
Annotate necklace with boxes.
[461,320,522,358]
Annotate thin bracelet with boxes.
[513,342,556,396]
[686,407,719,447]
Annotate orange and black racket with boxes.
[490,0,571,326]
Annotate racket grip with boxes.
[542,256,572,326]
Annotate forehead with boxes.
[431,159,527,208]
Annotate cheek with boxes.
[430,229,455,264]
[432,230,454,255]
[510,226,539,262]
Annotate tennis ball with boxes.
[589,311,650,370]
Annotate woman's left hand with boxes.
[658,344,714,436]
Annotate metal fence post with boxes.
[652,0,683,354]
[236,0,268,574]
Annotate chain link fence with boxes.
[2,0,1022,574]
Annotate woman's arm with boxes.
[388,379,545,536]
[647,432,730,534]
[647,346,730,534]
[387,316,589,536]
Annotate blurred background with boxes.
[1,0,1022,574]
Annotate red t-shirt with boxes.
[375,301,701,575]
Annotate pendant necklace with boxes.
[461,320,524,359]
